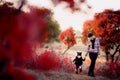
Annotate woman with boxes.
[85,33,100,77]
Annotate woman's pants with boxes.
[88,52,98,76]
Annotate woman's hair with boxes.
[88,33,93,38]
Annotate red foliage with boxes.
[80,0,85,3]
[21,6,49,43]
[93,10,120,62]
[36,50,61,71]
[51,0,90,11]
[60,27,76,47]
[0,2,51,80]
[95,62,120,79]
[0,2,51,65]
[59,0,75,9]
[35,50,73,72]
[0,67,35,80]
[0,3,74,79]
[104,62,120,78]
[81,20,93,45]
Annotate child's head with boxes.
[77,52,82,57]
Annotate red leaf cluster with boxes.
[0,2,50,66]
[59,0,75,9]
[81,20,93,44]
[0,66,35,80]
[60,27,76,47]
[34,50,73,72]
[36,50,61,71]
[51,0,90,11]
[95,62,120,79]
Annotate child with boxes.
[73,52,85,74]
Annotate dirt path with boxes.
[26,69,111,80]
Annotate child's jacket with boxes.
[73,56,85,66]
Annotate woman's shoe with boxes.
[90,74,95,77]
[88,73,95,77]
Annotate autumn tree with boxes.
[0,0,61,68]
[43,11,61,42]
[82,9,120,62]
[60,27,76,54]
[0,1,38,80]
[28,7,61,43]
[81,20,94,45]
[46,16,61,42]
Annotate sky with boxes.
[6,0,120,32]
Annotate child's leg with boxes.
[75,65,79,74]
[79,65,82,72]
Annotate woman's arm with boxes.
[85,41,90,57]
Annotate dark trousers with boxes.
[88,52,98,76]
[75,65,82,70]
[75,65,82,73]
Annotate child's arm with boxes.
[73,56,77,62]
[82,57,85,61]
[85,41,90,57]
[73,58,76,62]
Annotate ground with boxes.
[26,69,115,80]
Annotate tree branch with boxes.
[62,46,70,55]
[111,44,120,62]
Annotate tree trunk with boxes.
[62,46,70,55]
[105,51,110,61]
[111,45,120,62]
[16,0,25,13]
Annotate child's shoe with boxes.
[75,69,78,74]
[80,68,82,72]
[75,71,78,74]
